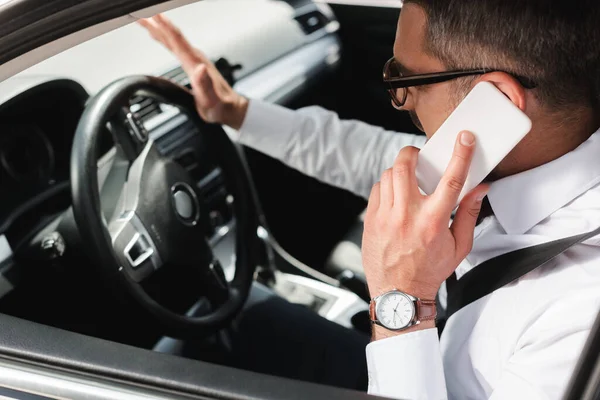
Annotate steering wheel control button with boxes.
[124,232,154,268]
[171,182,200,225]
[174,190,194,219]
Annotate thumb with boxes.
[190,64,221,119]
[450,184,490,258]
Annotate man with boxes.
[140,0,600,398]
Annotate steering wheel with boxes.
[70,76,259,338]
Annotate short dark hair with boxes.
[404,0,600,110]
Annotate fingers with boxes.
[392,146,420,207]
[450,184,489,257]
[367,183,381,218]
[374,146,421,210]
[379,169,394,208]
[191,65,216,109]
[154,13,170,25]
[155,15,208,59]
[432,131,476,212]
[138,18,167,47]
[190,65,221,120]
[137,18,151,29]
[152,14,185,51]
[138,15,209,68]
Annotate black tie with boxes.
[477,196,493,225]
[444,197,492,310]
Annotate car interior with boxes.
[7,0,600,399]
[0,1,427,397]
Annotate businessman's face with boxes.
[392,4,460,139]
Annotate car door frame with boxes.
[0,311,385,399]
[0,0,384,399]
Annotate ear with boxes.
[477,72,527,112]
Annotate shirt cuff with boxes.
[236,99,297,159]
[366,328,447,400]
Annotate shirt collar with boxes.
[487,129,600,235]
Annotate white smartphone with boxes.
[415,81,532,206]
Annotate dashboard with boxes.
[0,81,88,234]
[0,124,54,186]
[0,0,340,274]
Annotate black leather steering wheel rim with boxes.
[70,75,259,338]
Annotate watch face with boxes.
[376,291,416,330]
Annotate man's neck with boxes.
[492,111,599,180]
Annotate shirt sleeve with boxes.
[366,328,448,400]
[237,99,427,199]
[366,294,594,400]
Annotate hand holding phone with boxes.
[415,82,532,206]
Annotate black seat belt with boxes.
[444,224,600,322]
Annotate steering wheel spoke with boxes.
[98,146,130,224]
[107,107,149,162]
[202,259,230,306]
[108,210,163,283]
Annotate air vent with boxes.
[162,66,190,88]
[155,120,197,155]
[129,95,162,121]
[174,148,200,174]
[129,66,190,123]
[295,10,329,35]
[198,168,226,202]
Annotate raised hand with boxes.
[362,131,489,338]
[138,14,248,129]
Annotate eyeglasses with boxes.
[383,57,537,108]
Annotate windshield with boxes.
[5,0,301,95]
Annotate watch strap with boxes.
[369,299,376,321]
[415,299,437,321]
[369,295,437,324]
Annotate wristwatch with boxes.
[369,289,437,331]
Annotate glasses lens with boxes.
[384,58,405,107]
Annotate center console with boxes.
[272,271,368,329]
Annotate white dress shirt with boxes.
[238,99,600,400]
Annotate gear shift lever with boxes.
[337,269,370,303]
